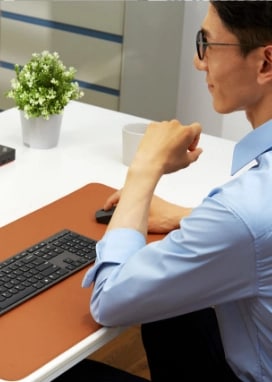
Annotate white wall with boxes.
[221,112,251,141]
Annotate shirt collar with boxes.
[231,119,272,175]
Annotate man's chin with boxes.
[213,101,235,115]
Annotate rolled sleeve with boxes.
[82,228,146,287]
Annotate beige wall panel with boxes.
[1,20,122,89]
[81,89,119,111]
[1,1,125,34]
[50,29,122,89]
[120,1,184,121]
[1,1,54,19]
[1,19,52,65]
[0,1,123,111]
[51,1,125,34]
[0,68,15,111]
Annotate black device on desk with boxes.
[0,144,15,166]
[0,229,96,316]
[95,206,116,224]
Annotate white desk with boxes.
[0,101,236,382]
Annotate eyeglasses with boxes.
[196,29,265,60]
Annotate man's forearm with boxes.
[106,163,162,237]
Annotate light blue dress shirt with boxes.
[83,119,272,382]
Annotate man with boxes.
[80,2,272,381]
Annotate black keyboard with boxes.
[0,229,97,315]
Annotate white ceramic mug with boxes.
[122,123,147,166]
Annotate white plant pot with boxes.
[20,111,63,149]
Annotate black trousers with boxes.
[54,308,242,382]
[54,359,149,382]
[141,307,242,382]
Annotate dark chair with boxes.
[53,359,150,382]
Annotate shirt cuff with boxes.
[82,228,145,288]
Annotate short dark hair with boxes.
[210,0,272,56]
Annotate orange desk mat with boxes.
[0,182,163,381]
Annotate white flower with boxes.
[5,50,84,119]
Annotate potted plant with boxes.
[6,50,84,148]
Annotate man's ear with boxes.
[258,45,272,84]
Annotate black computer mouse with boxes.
[95,206,116,224]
